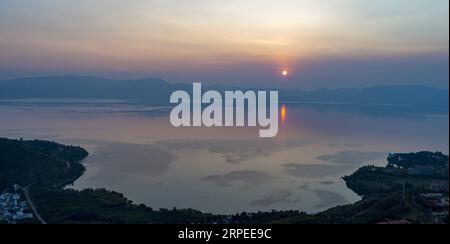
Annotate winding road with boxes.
[22,187,47,224]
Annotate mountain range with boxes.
[0,75,448,106]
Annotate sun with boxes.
[282,70,288,76]
[281,105,286,123]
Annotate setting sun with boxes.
[282,70,288,76]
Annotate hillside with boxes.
[29,187,223,224]
[0,76,189,104]
[229,152,449,224]
[0,138,225,224]
[283,85,449,106]
[1,139,448,224]
[0,76,448,106]
[0,138,88,189]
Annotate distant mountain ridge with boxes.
[0,75,189,105]
[0,75,448,106]
[283,85,449,106]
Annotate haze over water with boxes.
[0,99,447,214]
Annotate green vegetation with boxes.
[227,152,449,224]
[344,152,449,196]
[1,138,448,224]
[388,151,448,169]
[0,138,88,189]
[387,152,449,180]
[344,166,434,196]
[245,152,449,224]
[1,138,224,224]
[223,192,437,224]
[29,187,224,224]
[257,193,433,224]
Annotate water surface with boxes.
[0,99,448,214]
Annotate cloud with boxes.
[158,139,312,164]
[313,190,349,210]
[201,170,273,186]
[298,183,311,191]
[317,151,386,165]
[298,181,335,192]
[250,189,297,207]
[201,175,231,187]
[224,170,273,184]
[1,1,448,89]
[283,163,353,178]
[84,142,174,177]
[152,182,164,187]
[319,181,335,186]
[283,151,386,179]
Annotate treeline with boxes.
[0,138,88,189]
[30,187,225,224]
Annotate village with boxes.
[0,185,34,224]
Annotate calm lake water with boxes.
[0,99,448,214]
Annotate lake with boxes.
[0,99,448,214]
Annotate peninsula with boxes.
[1,138,448,224]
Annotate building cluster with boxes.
[420,193,449,223]
[0,189,34,224]
[420,193,449,210]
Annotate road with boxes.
[22,187,47,224]
[64,160,71,172]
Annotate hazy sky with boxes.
[0,0,448,89]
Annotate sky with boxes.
[0,0,448,89]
